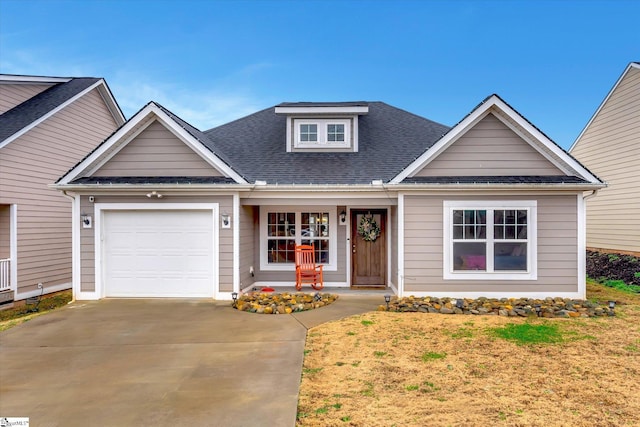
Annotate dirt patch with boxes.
[297,283,640,426]
[587,250,640,286]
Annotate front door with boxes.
[351,209,386,287]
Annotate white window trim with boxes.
[443,200,537,280]
[260,206,337,271]
[294,119,351,148]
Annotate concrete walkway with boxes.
[0,295,381,426]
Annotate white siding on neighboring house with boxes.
[415,113,564,176]
[570,65,640,254]
[0,83,55,114]
[0,87,120,295]
[93,121,223,177]
[403,194,578,295]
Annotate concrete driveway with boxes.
[0,295,381,426]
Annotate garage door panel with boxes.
[103,210,215,298]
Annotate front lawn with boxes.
[297,281,640,426]
[0,290,72,332]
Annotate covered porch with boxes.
[236,193,399,295]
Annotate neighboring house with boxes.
[570,62,640,255]
[55,94,603,301]
[0,74,125,303]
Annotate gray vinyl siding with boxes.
[0,83,55,114]
[78,195,234,293]
[402,194,578,294]
[0,205,10,258]
[0,88,119,295]
[415,113,564,176]
[570,66,640,253]
[239,205,257,289]
[93,121,223,177]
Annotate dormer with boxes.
[275,102,369,152]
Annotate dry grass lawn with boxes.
[297,283,640,426]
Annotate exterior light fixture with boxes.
[535,305,542,317]
[221,213,231,229]
[314,292,322,302]
[456,299,464,309]
[231,292,238,306]
[384,294,391,310]
[339,210,346,224]
[608,300,616,316]
[81,213,92,229]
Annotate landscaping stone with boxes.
[381,296,616,318]
[232,292,338,314]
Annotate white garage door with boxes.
[103,210,214,297]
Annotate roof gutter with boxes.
[384,182,607,192]
[52,181,607,193]
[51,183,256,192]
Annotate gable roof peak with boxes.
[570,61,640,152]
[391,93,602,185]
[0,76,124,147]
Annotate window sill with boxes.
[259,263,337,272]
[443,271,537,281]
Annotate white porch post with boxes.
[10,204,17,295]
[397,193,405,297]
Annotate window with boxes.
[261,208,336,271]
[444,201,537,280]
[300,212,330,263]
[327,124,345,142]
[266,212,296,264]
[299,124,317,142]
[294,119,351,148]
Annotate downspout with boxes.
[578,189,599,299]
[583,189,599,202]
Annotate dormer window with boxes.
[294,119,351,148]
[300,124,318,142]
[327,124,344,142]
[275,102,369,153]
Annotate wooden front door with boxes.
[351,209,386,287]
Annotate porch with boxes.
[242,285,393,297]
[238,200,398,294]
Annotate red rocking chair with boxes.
[295,244,324,291]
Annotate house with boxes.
[54,94,603,301]
[0,74,125,303]
[569,62,640,256]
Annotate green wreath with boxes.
[358,214,380,242]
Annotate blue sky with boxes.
[1,0,638,149]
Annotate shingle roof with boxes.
[400,176,591,185]
[203,102,451,184]
[0,78,101,142]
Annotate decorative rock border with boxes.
[232,292,338,314]
[378,296,616,318]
